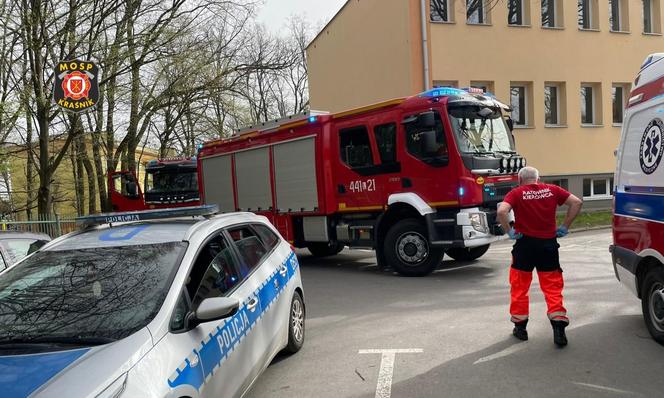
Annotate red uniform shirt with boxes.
[503,183,571,239]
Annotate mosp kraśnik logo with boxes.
[640,118,664,175]
[53,60,99,113]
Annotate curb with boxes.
[569,225,611,233]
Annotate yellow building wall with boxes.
[429,0,663,176]
[307,0,426,113]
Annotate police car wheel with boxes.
[384,219,443,277]
[307,242,344,257]
[446,245,490,262]
[641,267,664,345]
[285,291,305,354]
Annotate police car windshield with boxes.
[449,106,514,154]
[0,242,186,347]
[145,170,198,193]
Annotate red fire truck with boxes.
[109,157,200,212]
[198,87,526,276]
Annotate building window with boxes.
[433,80,458,88]
[508,0,530,25]
[510,83,533,127]
[431,0,451,22]
[581,83,602,125]
[470,80,494,93]
[643,0,662,33]
[545,178,569,190]
[583,177,614,198]
[545,85,559,125]
[610,0,630,31]
[467,0,489,24]
[578,0,599,30]
[612,84,630,124]
[542,0,563,28]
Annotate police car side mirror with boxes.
[187,297,239,329]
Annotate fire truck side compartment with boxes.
[303,216,329,242]
[273,136,319,212]
[235,147,272,211]
[201,154,234,212]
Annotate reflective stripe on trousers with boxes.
[510,267,568,324]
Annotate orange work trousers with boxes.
[509,267,568,324]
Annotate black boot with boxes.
[551,320,568,347]
[512,320,528,341]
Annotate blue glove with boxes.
[556,225,569,238]
[508,228,523,240]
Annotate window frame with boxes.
[467,0,489,25]
[510,85,529,127]
[578,0,599,30]
[431,0,452,23]
[544,85,560,126]
[582,177,614,200]
[612,84,629,125]
[541,0,561,28]
[580,84,597,125]
[508,0,527,26]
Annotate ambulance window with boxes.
[374,123,398,164]
[228,226,268,273]
[188,234,241,308]
[339,126,374,168]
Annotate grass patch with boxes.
[556,210,612,230]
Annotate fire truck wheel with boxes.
[445,245,490,262]
[384,219,443,277]
[307,242,344,257]
[641,267,664,345]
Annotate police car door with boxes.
[224,225,284,387]
[166,231,266,398]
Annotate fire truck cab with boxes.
[199,87,526,276]
[109,158,200,212]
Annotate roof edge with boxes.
[306,0,352,51]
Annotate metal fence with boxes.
[0,214,78,238]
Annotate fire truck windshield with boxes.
[448,106,514,154]
[145,170,198,193]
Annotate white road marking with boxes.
[573,382,636,395]
[359,349,423,398]
[473,343,527,364]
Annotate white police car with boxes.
[0,206,305,397]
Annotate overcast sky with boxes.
[257,0,347,34]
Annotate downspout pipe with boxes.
[420,0,431,91]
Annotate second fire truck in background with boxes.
[109,158,200,212]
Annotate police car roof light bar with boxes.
[76,205,219,227]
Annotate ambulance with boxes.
[611,53,664,344]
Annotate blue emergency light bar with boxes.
[420,87,498,99]
[76,205,219,227]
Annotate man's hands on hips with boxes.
[556,225,569,238]
[508,228,523,240]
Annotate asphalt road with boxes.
[246,230,664,398]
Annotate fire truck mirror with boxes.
[505,116,514,132]
[417,111,436,128]
[125,181,139,199]
[421,130,439,153]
